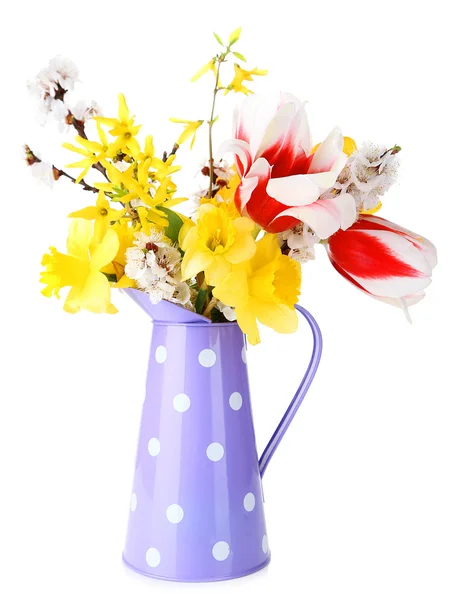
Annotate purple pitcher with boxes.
[122,288,322,582]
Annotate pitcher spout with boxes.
[123,288,211,324]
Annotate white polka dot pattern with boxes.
[243,492,255,512]
[148,437,160,456]
[229,392,243,411]
[212,541,230,561]
[173,393,191,413]
[155,345,167,363]
[146,547,161,568]
[206,442,225,462]
[198,349,217,367]
[166,504,184,524]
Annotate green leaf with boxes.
[159,207,184,243]
[195,288,207,314]
[228,26,242,46]
[213,32,224,46]
[232,51,247,62]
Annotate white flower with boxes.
[125,247,147,279]
[125,231,189,306]
[30,161,55,188]
[146,245,181,279]
[278,223,319,263]
[216,301,237,321]
[333,142,400,213]
[27,56,79,123]
[172,282,191,306]
[212,159,235,180]
[45,56,79,93]
[71,100,101,122]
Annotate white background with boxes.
[1,1,455,598]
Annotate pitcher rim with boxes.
[152,319,241,329]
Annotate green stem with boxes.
[207,57,224,198]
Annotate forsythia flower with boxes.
[170,118,204,149]
[63,122,113,182]
[213,234,301,345]
[40,219,119,314]
[68,191,126,242]
[180,203,256,286]
[95,93,141,156]
[226,64,268,95]
[191,59,217,82]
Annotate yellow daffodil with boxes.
[63,122,113,183]
[213,234,301,345]
[95,93,141,156]
[40,219,119,314]
[104,219,139,287]
[180,203,256,286]
[191,59,217,82]
[68,191,126,242]
[170,118,204,149]
[226,64,268,95]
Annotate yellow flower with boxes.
[40,219,120,314]
[95,93,141,156]
[180,204,256,286]
[226,64,268,95]
[361,201,382,215]
[63,122,113,183]
[68,191,126,242]
[104,219,139,287]
[213,234,301,345]
[149,154,181,183]
[170,118,204,149]
[191,59,217,82]
[129,134,155,162]
[199,168,241,218]
[342,137,357,156]
[312,136,357,157]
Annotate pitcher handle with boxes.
[259,305,323,478]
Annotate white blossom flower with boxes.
[278,223,320,263]
[333,142,400,213]
[29,161,55,188]
[212,159,235,180]
[125,231,189,307]
[44,56,79,93]
[71,100,102,122]
[27,56,79,124]
[216,301,237,321]
[173,282,191,306]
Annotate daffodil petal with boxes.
[180,248,212,281]
[91,229,119,272]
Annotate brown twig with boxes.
[163,143,180,162]
[24,145,98,193]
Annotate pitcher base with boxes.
[122,553,271,583]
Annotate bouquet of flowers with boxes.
[27,28,437,345]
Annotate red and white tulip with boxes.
[326,215,437,317]
[217,93,356,238]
